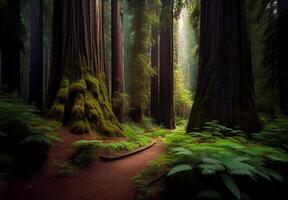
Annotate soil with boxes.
[6,127,165,200]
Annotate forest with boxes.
[0,0,288,199]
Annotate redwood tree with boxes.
[129,0,151,122]
[278,0,288,115]
[48,0,123,136]
[158,0,176,129]
[0,0,21,92]
[111,0,125,122]
[187,0,261,133]
[29,0,43,109]
[47,0,64,109]
[150,8,159,120]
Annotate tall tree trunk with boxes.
[278,0,288,115]
[150,9,159,120]
[29,0,43,109]
[111,0,125,122]
[129,0,151,123]
[159,0,175,129]
[47,0,64,108]
[1,0,21,92]
[48,0,123,136]
[187,0,261,133]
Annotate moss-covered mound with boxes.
[50,75,124,137]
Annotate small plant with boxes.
[71,140,101,167]
[57,162,76,177]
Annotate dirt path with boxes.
[6,128,165,200]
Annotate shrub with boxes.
[71,140,101,167]
[0,94,60,169]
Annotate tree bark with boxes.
[129,0,150,123]
[278,0,288,115]
[159,0,176,129]
[187,0,261,133]
[47,0,64,108]
[151,8,159,120]
[29,0,43,109]
[48,0,123,136]
[0,0,21,92]
[111,0,125,122]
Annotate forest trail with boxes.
[6,128,165,200]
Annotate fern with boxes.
[0,94,59,170]
[222,175,241,200]
[164,121,288,199]
[21,134,62,146]
[0,94,56,142]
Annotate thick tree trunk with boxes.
[111,0,125,122]
[278,0,288,115]
[29,0,43,109]
[48,0,123,136]
[150,31,159,120]
[159,0,176,129]
[187,0,261,133]
[47,0,64,108]
[129,0,150,123]
[150,9,159,120]
[1,0,21,92]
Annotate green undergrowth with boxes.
[0,94,61,168]
[135,119,288,200]
[71,122,153,167]
[71,140,101,167]
[252,116,288,151]
[0,93,61,196]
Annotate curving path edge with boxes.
[6,128,165,200]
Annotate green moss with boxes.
[71,94,85,120]
[88,109,99,119]
[100,121,123,137]
[69,80,87,94]
[71,120,91,134]
[72,140,101,167]
[50,75,124,136]
[71,105,84,120]
[50,101,65,120]
[85,93,103,118]
[55,79,70,103]
[85,76,100,90]
[56,88,69,103]
[60,79,69,88]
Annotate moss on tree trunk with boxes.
[48,0,123,136]
[50,72,123,136]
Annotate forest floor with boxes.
[6,127,165,200]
